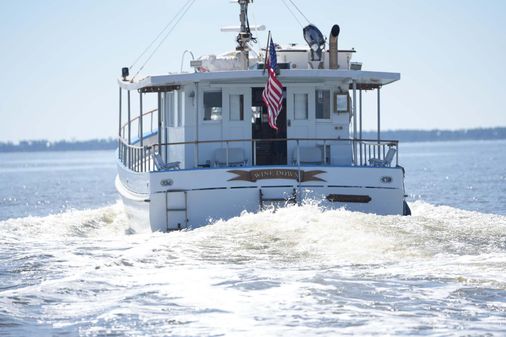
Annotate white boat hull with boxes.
[116,162,406,232]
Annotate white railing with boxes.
[120,109,157,144]
[118,137,399,173]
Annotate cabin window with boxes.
[315,89,330,119]
[204,91,222,121]
[166,92,175,127]
[335,93,350,113]
[177,90,184,126]
[251,106,262,123]
[294,93,308,120]
[229,94,244,121]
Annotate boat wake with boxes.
[0,201,130,242]
[1,200,505,267]
[1,201,506,336]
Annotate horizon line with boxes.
[1,126,505,143]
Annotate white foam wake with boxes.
[174,200,506,266]
[1,201,505,336]
[0,201,129,242]
[1,200,505,267]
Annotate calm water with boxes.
[0,141,505,336]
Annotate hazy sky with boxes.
[1,0,505,141]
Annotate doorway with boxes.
[251,87,287,165]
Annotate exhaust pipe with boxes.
[329,24,340,69]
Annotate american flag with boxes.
[262,38,283,131]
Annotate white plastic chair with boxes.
[369,147,396,167]
[152,153,181,170]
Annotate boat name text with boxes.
[227,169,326,182]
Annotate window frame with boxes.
[229,93,244,121]
[177,90,184,127]
[293,92,309,120]
[203,90,223,122]
[315,89,331,120]
[166,91,176,127]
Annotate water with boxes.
[0,141,505,336]
[0,151,117,221]
[402,140,506,215]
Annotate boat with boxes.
[115,0,410,233]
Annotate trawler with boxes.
[115,0,410,232]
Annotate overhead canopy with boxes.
[118,69,400,91]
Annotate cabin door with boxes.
[251,87,287,165]
[222,88,252,163]
[286,87,316,163]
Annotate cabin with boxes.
[117,46,399,174]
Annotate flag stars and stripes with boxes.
[262,37,284,131]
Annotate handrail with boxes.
[118,137,144,149]
[120,108,158,140]
[117,136,399,173]
[134,137,398,149]
[121,108,157,130]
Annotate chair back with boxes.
[384,147,397,165]
[152,153,165,170]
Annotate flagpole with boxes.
[263,30,271,75]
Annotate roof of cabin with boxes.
[118,69,400,92]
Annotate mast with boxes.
[236,0,254,69]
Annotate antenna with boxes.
[236,0,256,69]
[220,25,265,32]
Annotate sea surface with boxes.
[0,140,505,336]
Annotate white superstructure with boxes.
[115,0,410,232]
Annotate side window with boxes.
[294,93,308,120]
[204,91,222,121]
[335,93,350,113]
[166,92,175,127]
[251,106,262,123]
[315,89,330,119]
[177,90,184,126]
[229,94,244,121]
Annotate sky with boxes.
[0,0,505,141]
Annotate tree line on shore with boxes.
[361,127,506,142]
[0,139,117,152]
[0,127,505,152]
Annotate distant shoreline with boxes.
[361,127,506,143]
[0,139,118,153]
[1,127,505,153]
